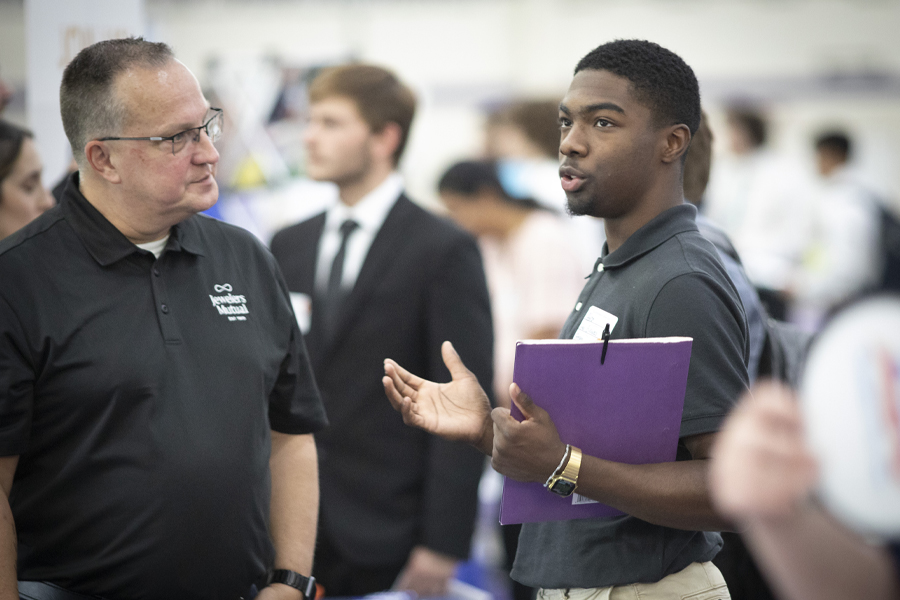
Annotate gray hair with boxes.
[60,37,174,168]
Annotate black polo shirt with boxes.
[0,175,327,599]
[512,203,749,589]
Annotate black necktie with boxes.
[321,219,359,338]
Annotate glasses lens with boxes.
[172,131,188,154]
[208,110,223,143]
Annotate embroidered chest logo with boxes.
[209,283,249,321]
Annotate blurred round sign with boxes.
[801,295,900,536]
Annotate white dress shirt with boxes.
[315,172,404,293]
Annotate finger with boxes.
[383,375,408,411]
[510,383,544,420]
[384,358,426,389]
[384,360,421,399]
[441,341,474,380]
[383,375,428,428]
[491,406,512,426]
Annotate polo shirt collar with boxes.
[167,215,206,257]
[600,202,699,269]
[60,172,205,266]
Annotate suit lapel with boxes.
[317,195,414,359]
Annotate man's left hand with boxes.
[490,384,568,483]
[256,583,304,600]
[394,546,458,597]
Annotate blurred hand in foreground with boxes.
[710,380,819,523]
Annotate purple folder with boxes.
[499,337,692,525]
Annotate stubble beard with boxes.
[565,191,597,218]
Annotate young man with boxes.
[0,38,327,599]
[384,40,749,597]
[270,65,492,597]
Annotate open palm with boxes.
[383,341,493,455]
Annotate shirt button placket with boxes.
[150,261,180,343]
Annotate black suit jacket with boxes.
[271,194,493,566]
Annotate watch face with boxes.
[550,479,576,497]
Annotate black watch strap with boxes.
[267,569,316,599]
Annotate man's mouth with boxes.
[559,166,587,193]
[193,172,215,185]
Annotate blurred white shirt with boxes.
[791,165,881,313]
[705,150,815,291]
[315,172,404,292]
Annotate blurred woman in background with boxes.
[439,159,586,600]
[0,120,54,241]
[439,160,585,401]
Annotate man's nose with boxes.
[193,129,220,164]
[560,126,587,157]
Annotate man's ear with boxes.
[83,141,123,184]
[371,122,403,164]
[660,124,692,164]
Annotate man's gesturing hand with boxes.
[384,341,494,455]
[491,383,567,483]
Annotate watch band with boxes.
[546,445,582,497]
[268,569,316,599]
[544,444,572,487]
[559,446,582,482]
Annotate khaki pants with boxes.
[537,561,730,600]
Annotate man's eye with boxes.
[559,119,571,129]
[596,119,612,128]
[171,132,186,143]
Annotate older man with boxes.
[0,38,327,600]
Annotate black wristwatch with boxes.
[267,569,316,599]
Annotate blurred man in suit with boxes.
[271,64,493,597]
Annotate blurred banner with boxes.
[25,0,144,184]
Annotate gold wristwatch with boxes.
[546,445,582,497]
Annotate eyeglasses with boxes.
[97,108,224,155]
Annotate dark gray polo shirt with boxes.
[0,175,327,599]
[512,203,748,589]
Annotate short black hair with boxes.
[574,39,701,135]
[438,160,544,211]
[727,109,768,148]
[815,130,851,161]
[60,37,174,168]
[0,119,33,185]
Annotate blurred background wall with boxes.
[2,0,899,221]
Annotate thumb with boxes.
[441,341,472,380]
[510,383,543,420]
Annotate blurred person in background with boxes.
[484,99,604,272]
[485,100,560,163]
[788,131,881,328]
[438,159,585,600]
[710,381,900,600]
[704,108,814,320]
[683,112,776,600]
[684,112,765,387]
[0,121,54,240]
[0,67,14,116]
[438,160,583,404]
[271,64,492,597]
[0,70,12,115]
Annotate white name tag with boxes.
[289,292,312,334]
[573,305,618,341]
[572,493,598,505]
